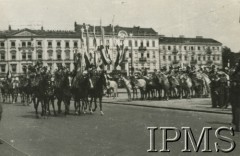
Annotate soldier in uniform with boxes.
[230,61,240,131]
[209,65,219,108]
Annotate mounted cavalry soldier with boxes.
[230,61,240,132]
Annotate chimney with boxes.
[8,25,11,31]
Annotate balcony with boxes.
[139,57,147,62]
[190,60,197,64]
[138,46,147,52]
[0,46,5,50]
[18,46,34,52]
[172,60,179,64]
[206,60,213,64]
[172,48,178,54]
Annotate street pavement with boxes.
[0,96,239,156]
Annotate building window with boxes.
[185,55,187,61]
[135,40,138,47]
[152,41,155,47]
[208,56,211,60]
[22,42,26,47]
[184,46,187,50]
[22,53,26,60]
[168,46,171,50]
[11,53,16,60]
[198,46,201,50]
[168,55,171,61]
[203,56,206,61]
[1,65,6,73]
[11,64,17,73]
[174,55,176,61]
[216,47,219,50]
[65,42,69,48]
[27,41,31,47]
[162,46,165,50]
[0,42,4,47]
[48,41,52,47]
[217,55,220,60]
[74,42,78,48]
[106,40,110,46]
[147,53,150,58]
[57,41,61,47]
[141,53,144,58]
[11,41,15,47]
[163,55,166,60]
[57,53,61,60]
[198,56,201,61]
[140,41,143,47]
[0,53,5,60]
[65,52,70,60]
[213,56,215,61]
[191,46,194,50]
[152,51,156,58]
[146,41,149,47]
[37,41,42,46]
[48,52,53,59]
[191,56,194,60]
[212,47,215,50]
[28,54,32,60]
[37,53,42,59]
[179,55,182,60]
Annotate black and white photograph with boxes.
[0,0,240,155]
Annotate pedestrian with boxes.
[0,102,2,144]
[230,60,240,132]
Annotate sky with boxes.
[0,0,240,52]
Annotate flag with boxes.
[6,65,12,79]
[100,19,105,46]
[80,27,84,48]
[84,52,91,70]
[85,25,90,54]
[114,45,120,67]
[118,45,127,65]
[93,25,97,48]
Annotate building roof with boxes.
[159,36,222,45]
[0,28,81,38]
[74,22,158,37]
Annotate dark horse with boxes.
[89,70,107,115]
[54,69,72,115]
[71,71,91,115]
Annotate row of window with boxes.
[162,55,221,61]
[0,51,71,60]
[0,63,72,73]
[0,39,157,48]
[160,45,220,51]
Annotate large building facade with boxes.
[0,23,223,77]
[0,23,159,77]
[159,36,223,69]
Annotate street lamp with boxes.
[129,33,133,75]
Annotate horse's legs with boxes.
[57,99,62,114]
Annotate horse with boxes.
[106,80,118,98]
[157,72,170,100]
[129,76,147,100]
[168,75,180,98]
[54,69,72,115]
[89,70,107,115]
[71,71,91,115]
[119,75,132,101]
[179,73,193,99]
